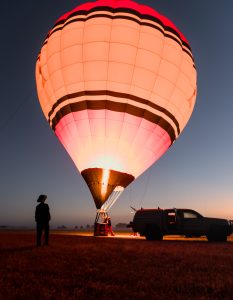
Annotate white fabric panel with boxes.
[61,26,84,49]
[108,62,134,84]
[109,43,137,65]
[62,63,84,85]
[83,23,111,44]
[132,67,156,91]
[158,60,179,85]
[84,61,108,81]
[135,49,161,73]
[110,25,140,46]
[139,29,164,55]
[153,76,175,99]
[61,45,83,66]
[163,41,182,67]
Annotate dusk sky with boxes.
[1,0,233,228]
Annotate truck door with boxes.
[181,210,205,236]
[165,210,179,233]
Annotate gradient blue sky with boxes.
[1,1,233,227]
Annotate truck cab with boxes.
[166,209,205,236]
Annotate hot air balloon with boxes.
[35,0,197,233]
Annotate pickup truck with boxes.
[128,208,233,242]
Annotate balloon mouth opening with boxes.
[81,168,135,209]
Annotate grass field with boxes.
[1,231,233,300]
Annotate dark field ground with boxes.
[1,231,233,300]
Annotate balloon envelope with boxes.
[35,0,197,209]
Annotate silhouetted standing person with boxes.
[35,194,51,246]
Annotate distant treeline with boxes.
[56,223,128,230]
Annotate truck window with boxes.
[183,211,199,219]
[167,212,176,224]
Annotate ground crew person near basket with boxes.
[106,216,115,236]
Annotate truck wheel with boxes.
[145,232,154,241]
[207,231,227,242]
[217,235,227,242]
[145,226,163,241]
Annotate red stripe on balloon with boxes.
[55,0,189,44]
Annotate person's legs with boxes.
[44,223,49,245]
[37,223,43,246]
[110,226,115,236]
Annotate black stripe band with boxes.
[50,99,177,144]
[54,6,191,50]
[48,90,180,135]
[42,7,194,63]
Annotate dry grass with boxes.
[0,231,233,300]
